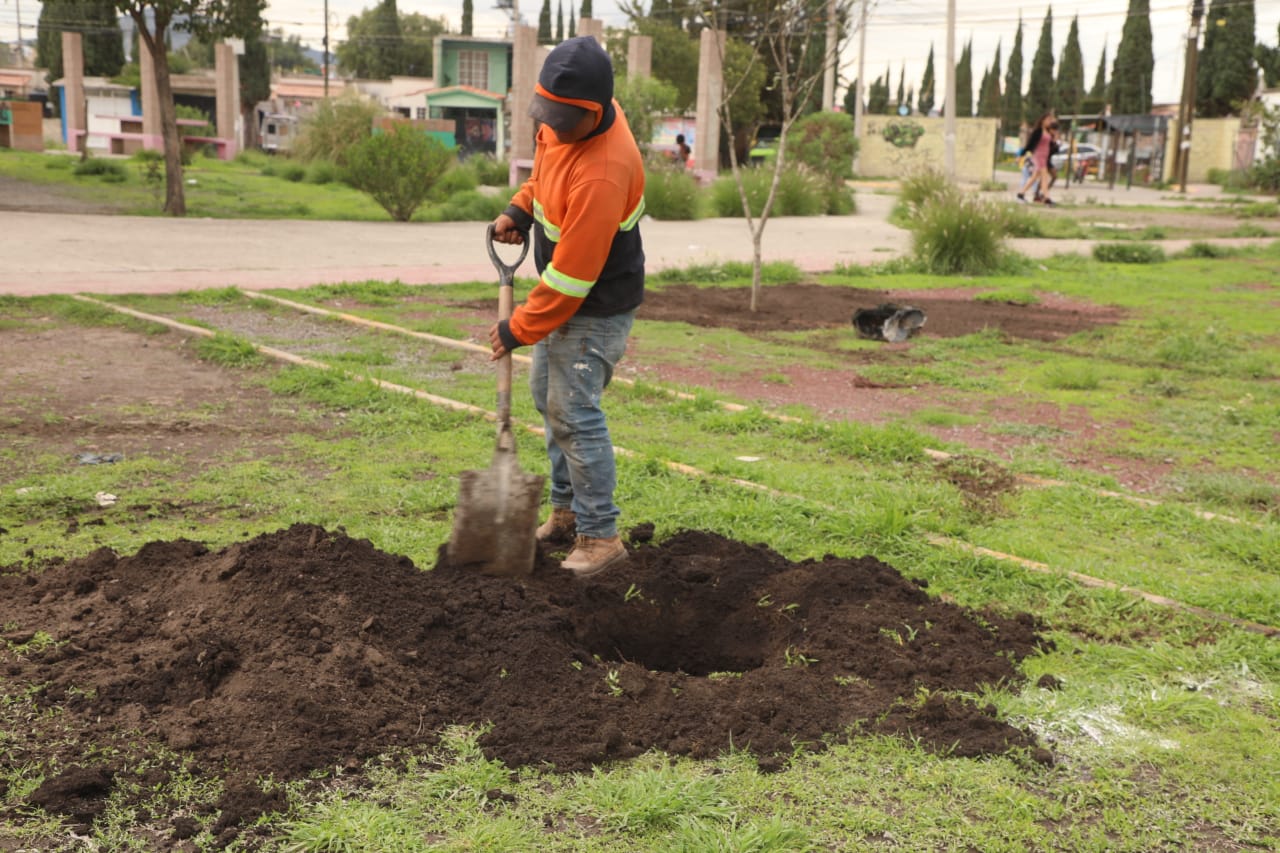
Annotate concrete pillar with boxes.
[627,35,652,78]
[509,24,540,186]
[694,29,724,181]
[214,42,240,159]
[138,37,163,151]
[577,18,604,46]
[60,32,86,152]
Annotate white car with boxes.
[1051,143,1101,172]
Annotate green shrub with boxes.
[295,93,382,166]
[280,163,307,183]
[434,162,480,199]
[643,165,700,220]
[1179,241,1239,259]
[73,157,128,182]
[1092,242,1166,264]
[1235,201,1280,218]
[234,150,270,169]
[469,155,510,186]
[306,160,340,184]
[1207,167,1253,191]
[910,191,1008,275]
[709,166,825,217]
[1138,225,1167,240]
[1248,158,1280,192]
[422,189,508,222]
[1230,223,1270,238]
[822,182,857,215]
[788,111,857,181]
[344,125,454,221]
[175,104,214,137]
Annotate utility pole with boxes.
[943,0,956,177]
[323,0,330,98]
[1174,0,1204,192]
[14,0,24,64]
[852,0,867,171]
[822,0,836,110]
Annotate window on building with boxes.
[457,51,489,90]
[416,107,427,120]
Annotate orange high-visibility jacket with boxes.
[497,40,646,351]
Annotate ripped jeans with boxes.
[529,311,634,539]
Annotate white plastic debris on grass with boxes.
[95,491,118,507]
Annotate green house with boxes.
[429,36,512,158]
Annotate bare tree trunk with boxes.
[133,10,186,217]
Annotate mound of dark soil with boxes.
[3,524,1051,837]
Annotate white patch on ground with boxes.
[1024,704,1182,752]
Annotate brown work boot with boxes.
[536,507,576,543]
[561,535,627,578]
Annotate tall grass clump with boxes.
[896,168,952,215]
[73,157,128,182]
[643,165,700,220]
[910,190,1011,275]
[1093,242,1166,264]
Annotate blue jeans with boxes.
[529,311,634,539]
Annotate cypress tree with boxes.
[1196,0,1256,117]
[1025,6,1055,123]
[1056,15,1084,117]
[906,85,914,114]
[978,42,1002,118]
[538,0,553,43]
[462,0,473,36]
[556,0,564,42]
[580,0,592,19]
[955,39,973,117]
[1259,23,1280,88]
[896,66,905,110]
[868,71,890,114]
[1002,19,1024,134]
[1090,40,1107,98]
[1110,0,1153,114]
[569,8,576,37]
[37,0,126,82]
[918,44,935,115]
[843,78,859,115]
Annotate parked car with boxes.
[1051,142,1101,176]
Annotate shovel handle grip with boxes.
[487,224,528,428]
[485,223,530,286]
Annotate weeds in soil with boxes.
[3,247,1280,851]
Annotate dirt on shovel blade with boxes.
[2,523,1053,841]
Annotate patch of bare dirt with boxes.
[0,174,125,215]
[0,324,334,481]
[638,283,1125,341]
[624,283,1183,491]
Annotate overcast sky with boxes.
[5,0,1280,105]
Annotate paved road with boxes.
[0,178,1261,297]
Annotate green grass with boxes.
[3,248,1280,850]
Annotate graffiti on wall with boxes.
[860,116,1000,183]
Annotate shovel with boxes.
[447,224,546,576]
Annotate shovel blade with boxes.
[448,448,545,576]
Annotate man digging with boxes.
[488,36,646,578]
